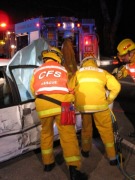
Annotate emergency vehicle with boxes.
[15,16,99,64]
[0,23,16,59]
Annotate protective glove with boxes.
[112,67,119,77]
[112,65,127,80]
[116,70,123,79]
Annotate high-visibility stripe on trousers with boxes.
[40,114,81,169]
[81,109,116,159]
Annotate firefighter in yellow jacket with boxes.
[61,31,78,80]
[68,56,121,166]
[30,47,88,180]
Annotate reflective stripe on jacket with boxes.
[126,63,135,81]
[30,60,75,118]
[33,60,69,95]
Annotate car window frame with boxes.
[0,65,19,108]
[8,65,38,103]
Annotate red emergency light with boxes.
[56,23,62,27]
[0,10,9,29]
[85,39,89,45]
[84,36,92,45]
[0,23,7,28]
[76,23,81,28]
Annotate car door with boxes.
[0,65,42,163]
[0,66,24,162]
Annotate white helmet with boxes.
[80,56,100,67]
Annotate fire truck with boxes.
[15,16,99,64]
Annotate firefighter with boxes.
[30,47,88,180]
[112,38,135,81]
[61,31,78,80]
[68,56,121,165]
[112,38,135,137]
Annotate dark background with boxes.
[1,0,135,56]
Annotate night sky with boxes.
[1,0,135,53]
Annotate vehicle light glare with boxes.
[0,40,5,45]
[7,31,11,35]
[76,23,81,28]
[36,23,40,27]
[11,44,16,49]
[85,40,88,45]
[84,36,92,45]
[71,23,74,28]
[0,23,7,27]
[57,23,61,27]
[63,22,66,29]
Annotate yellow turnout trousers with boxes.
[81,109,116,160]
[40,114,81,169]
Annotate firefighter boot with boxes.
[69,166,88,180]
[44,162,55,172]
[81,150,89,158]
[110,155,125,166]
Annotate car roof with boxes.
[0,59,10,66]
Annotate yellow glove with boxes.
[116,70,123,79]
[112,67,119,76]
[112,65,127,80]
[112,67,122,79]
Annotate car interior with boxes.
[0,70,13,107]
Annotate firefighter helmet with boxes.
[63,31,74,39]
[80,56,98,67]
[117,39,135,56]
[42,47,63,64]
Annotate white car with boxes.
[0,39,82,163]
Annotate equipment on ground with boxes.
[111,110,123,167]
[110,110,135,180]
